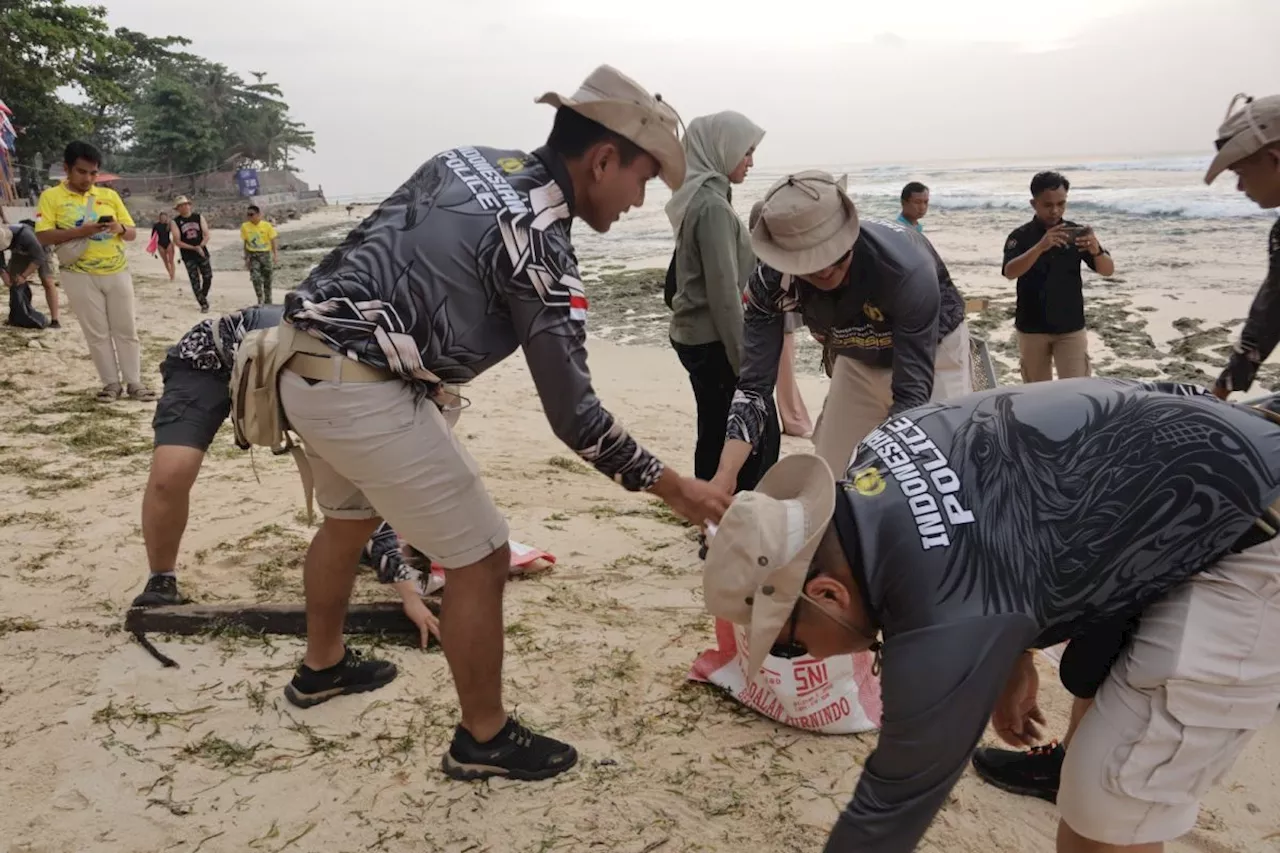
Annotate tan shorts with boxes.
[278,369,509,569]
[812,322,973,478]
[1058,536,1280,845]
[1017,329,1090,383]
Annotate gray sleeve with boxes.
[883,261,941,414]
[727,262,785,446]
[822,617,1036,853]
[693,203,747,375]
[13,226,44,260]
[498,225,665,492]
[1218,223,1280,393]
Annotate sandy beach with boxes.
[2,203,1279,853]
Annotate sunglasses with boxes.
[769,558,884,674]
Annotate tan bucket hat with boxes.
[751,170,860,275]
[703,454,837,676]
[1205,93,1280,184]
[173,195,192,207]
[535,65,686,191]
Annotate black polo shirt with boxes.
[1002,218,1106,335]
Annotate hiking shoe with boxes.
[971,741,1065,803]
[283,647,397,708]
[49,320,60,329]
[442,717,578,782]
[130,574,187,608]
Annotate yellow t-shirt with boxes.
[240,220,279,253]
[35,182,135,275]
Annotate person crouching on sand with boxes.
[710,171,971,491]
[968,91,1280,809]
[704,378,1280,853]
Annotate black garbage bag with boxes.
[7,283,49,329]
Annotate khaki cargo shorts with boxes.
[1058,535,1280,845]
[278,369,508,569]
[812,322,973,479]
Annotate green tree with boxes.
[132,72,223,175]
[0,0,118,165]
[82,27,195,155]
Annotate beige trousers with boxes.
[60,270,142,387]
[1059,535,1280,844]
[1017,328,1090,383]
[812,322,973,479]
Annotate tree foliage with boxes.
[0,0,314,178]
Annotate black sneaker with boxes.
[130,574,187,608]
[971,741,1065,803]
[283,647,397,708]
[442,717,578,782]
[49,320,61,329]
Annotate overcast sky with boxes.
[102,0,1279,197]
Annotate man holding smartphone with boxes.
[1002,171,1115,383]
[35,141,155,401]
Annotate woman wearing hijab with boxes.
[667,111,780,492]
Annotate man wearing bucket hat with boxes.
[275,65,730,781]
[704,378,1280,853]
[967,91,1280,810]
[1208,93,1280,401]
[710,171,969,493]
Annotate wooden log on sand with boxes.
[125,601,436,639]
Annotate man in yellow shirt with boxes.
[239,204,279,304]
[35,141,155,402]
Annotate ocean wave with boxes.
[807,181,1266,220]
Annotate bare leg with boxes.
[1057,821,1161,853]
[40,276,59,323]
[440,543,512,743]
[141,445,206,573]
[302,516,381,670]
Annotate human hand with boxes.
[401,595,440,648]
[709,470,737,497]
[992,652,1046,747]
[77,222,110,238]
[1212,383,1230,401]
[657,474,733,527]
[1037,224,1071,253]
[1075,229,1101,256]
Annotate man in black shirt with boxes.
[1207,93,1280,400]
[704,379,1280,853]
[171,196,213,312]
[1002,171,1115,383]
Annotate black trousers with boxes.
[672,338,780,492]
[181,250,213,307]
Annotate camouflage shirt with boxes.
[284,146,663,492]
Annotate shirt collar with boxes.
[531,146,576,219]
